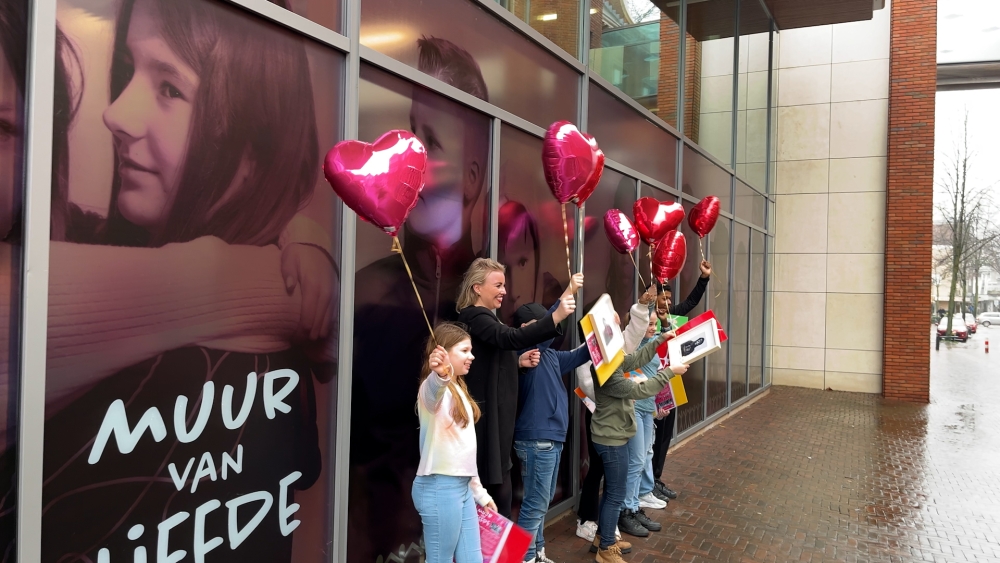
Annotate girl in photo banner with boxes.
[0,0,338,560]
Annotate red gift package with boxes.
[477,505,532,563]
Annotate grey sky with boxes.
[937,0,1000,64]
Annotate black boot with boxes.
[617,509,649,538]
[633,508,662,532]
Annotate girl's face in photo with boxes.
[408,94,475,247]
[447,338,474,376]
[500,230,536,319]
[0,54,21,239]
[103,0,199,232]
[474,270,506,311]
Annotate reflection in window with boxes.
[736,0,770,189]
[495,0,580,58]
[352,64,491,563]
[682,146,732,212]
[749,230,765,393]
[730,223,750,403]
[685,0,736,166]
[588,0,680,128]
[361,0,579,128]
[706,218,730,419]
[499,125,575,510]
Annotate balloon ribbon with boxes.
[628,251,647,288]
[561,203,573,283]
[391,236,436,344]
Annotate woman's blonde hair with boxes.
[419,323,481,428]
[456,257,506,312]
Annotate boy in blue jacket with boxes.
[512,302,592,563]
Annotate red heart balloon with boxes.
[652,230,687,283]
[542,121,605,208]
[323,130,427,235]
[603,209,639,254]
[632,197,685,245]
[689,196,721,238]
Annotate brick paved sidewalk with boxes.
[541,373,1000,562]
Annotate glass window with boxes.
[352,63,491,563]
[584,169,637,318]
[768,28,778,193]
[735,0,769,190]
[588,81,678,187]
[735,180,765,226]
[684,0,736,166]
[754,192,766,228]
[361,0,579,128]
[42,2,343,561]
[588,0,681,128]
[676,198,707,433]
[287,0,341,35]
[706,218,730,419]
[730,223,750,403]
[499,125,576,509]
[749,230,765,393]
[0,0,27,535]
[682,146,732,213]
[494,0,580,58]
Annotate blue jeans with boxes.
[594,442,629,550]
[625,409,655,510]
[515,440,563,561]
[412,475,482,563]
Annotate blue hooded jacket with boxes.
[513,303,592,443]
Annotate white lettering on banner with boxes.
[175,382,215,443]
[88,370,300,463]
[221,444,244,480]
[190,452,218,494]
[194,500,224,563]
[222,374,257,429]
[278,472,302,536]
[87,472,303,561]
[157,511,190,563]
[168,458,195,492]
[88,400,168,465]
[226,491,273,550]
[263,369,299,419]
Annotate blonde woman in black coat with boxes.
[456,257,581,517]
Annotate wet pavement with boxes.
[542,325,1000,562]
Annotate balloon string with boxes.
[628,251,647,288]
[392,236,436,345]
[561,204,573,283]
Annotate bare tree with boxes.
[935,113,997,335]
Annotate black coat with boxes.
[672,276,709,317]
[457,306,562,485]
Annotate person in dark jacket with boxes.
[650,259,712,502]
[456,258,580,518]
[512,302,592,563]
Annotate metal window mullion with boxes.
[726,207,735,409]
[332,0,361,558]
[730,0,740,171]
[570,53,589,501]
[489,118,502,260]
[17,1,57,562]
[221,0,351,53]
[677,0,688,135]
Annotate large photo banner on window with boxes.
[1,0,28,550]
[0,0,343,560]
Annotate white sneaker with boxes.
[576,519,598,542]
[639,492,667,509]
[536,549,557,563]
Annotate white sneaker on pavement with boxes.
[639,492,667,509]
[576,519,598,542]
[536,548,557,563]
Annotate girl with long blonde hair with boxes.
[414,322,497,563]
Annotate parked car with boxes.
[937,316,969,342]
[963,314,977,334]
[977,311,1000,327]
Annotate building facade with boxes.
[1,0,933,561]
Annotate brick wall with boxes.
[883,0,936,402]
[521,0,582,56]
[655,14,701,135]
